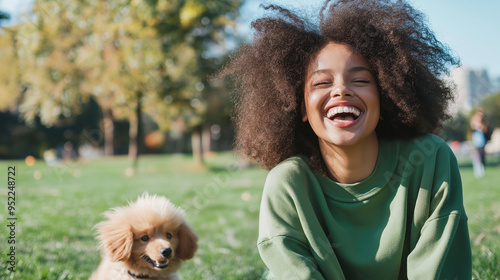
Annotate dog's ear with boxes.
[96,219,134,262]
[176,222,198,260]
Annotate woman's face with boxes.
[302,42,380,148]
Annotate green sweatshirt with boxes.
[258,134,472,279]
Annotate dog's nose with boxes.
[160,247,172,258]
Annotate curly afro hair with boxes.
[220,0,459,173]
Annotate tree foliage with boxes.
[13,0,243,162]
[16,0,90,125]
[441,92,500,143]
[0,28,21,111]
[441,112,469,142]
[480,92,500,131]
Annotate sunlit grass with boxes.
[0,153,498,279]
[459,155,500,279]
[0,153,267,279]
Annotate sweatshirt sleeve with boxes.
[407,142,472,279]
[257,162,329,280]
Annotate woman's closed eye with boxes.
[313,80,332,87]
[352,79,371,84]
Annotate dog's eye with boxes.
[166,233,172,239]
[141,235,150,242]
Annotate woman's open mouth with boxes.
[325,106,361,127]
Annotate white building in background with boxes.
[450,66,495,113]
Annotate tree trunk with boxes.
[129,94,142,171]
[191,125,204,165]
[102,107,114,156]
[202,125,211,157]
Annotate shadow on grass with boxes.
[208,166,232,173]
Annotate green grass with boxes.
[0,153,267,279]
[459,156,500,280]
[0,153,499,279]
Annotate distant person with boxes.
[221,0,472,279]
[470,108,489,178]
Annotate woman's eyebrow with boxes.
[348,66,372,73]
[309,69,330,78]
[310,66,372,76]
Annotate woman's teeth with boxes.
[326,106,361,119]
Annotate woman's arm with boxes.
[407,143,472,279]
[257,160,345,280]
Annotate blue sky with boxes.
[241,0,500,78]
[2,0,499,78]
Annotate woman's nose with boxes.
[330,85,353,98]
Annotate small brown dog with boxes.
[90,193,197,280]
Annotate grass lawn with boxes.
[459,155,500,280]
[0,153,499,279]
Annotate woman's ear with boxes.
[176,222,198,260]
[301,100,308,122]
[96,219,133,262]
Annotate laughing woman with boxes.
[220,0,472,279]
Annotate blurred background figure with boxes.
[470,108,489,178]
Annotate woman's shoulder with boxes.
[264,155,316,195]
[387,133,451,158]
[268,155,312,177]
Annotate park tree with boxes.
[16,0,91,126]
[480,92,500,131]
[1,11,26,114]
[76,0,166,167]
[147,0,243,164]
[15,0,243,169]
[16,0,161,165]
[0,27,22,112]
[440,112,469,142]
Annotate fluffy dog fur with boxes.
[90,193,198,280]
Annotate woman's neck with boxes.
[319,134,379,184]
